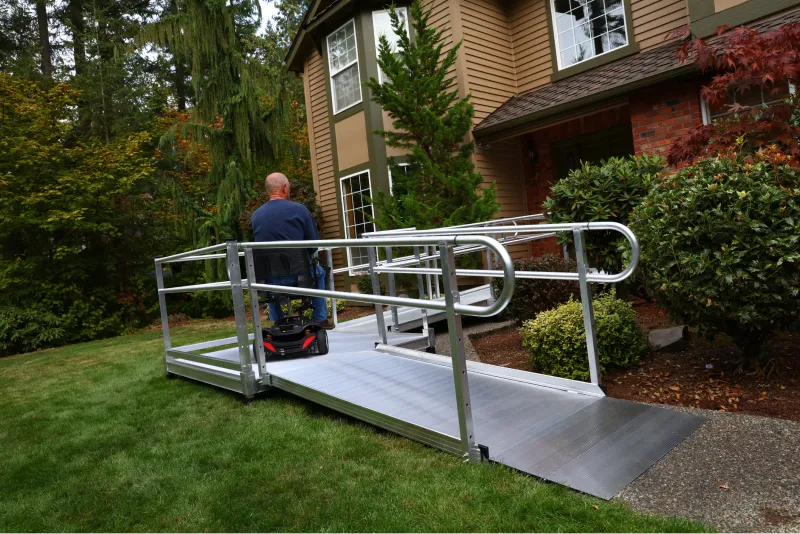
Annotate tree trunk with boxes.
[170,0,187,111]
[34,0,52,78]
[68,0,90,134]
[735,329,769,371]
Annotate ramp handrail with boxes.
[154,220,640,463]
[155,234,516,462]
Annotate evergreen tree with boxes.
[138,0,274,248]
[365,0,498,230]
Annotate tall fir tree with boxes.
[365,0,498,230]
[139,0,274,249]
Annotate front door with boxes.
[551,123,635,180]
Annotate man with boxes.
[250,172,333,329]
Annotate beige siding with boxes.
[631,0,690,50]
[461,0,518,123]
[304,49,345,273]
[456,0,529,235]
[509,0,552,95]
[334,111,369,171]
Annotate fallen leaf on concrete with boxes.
[719,482,729,489]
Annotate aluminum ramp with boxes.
[336,284,493,333]
[262,334,703,500]
[157,231,705,501]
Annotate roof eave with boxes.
[473,64,697,142]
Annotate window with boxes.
[550,0,629,70]
[701,82,796,124]
[340,171,376,268]
[387,162,410,194]
[372,8,409,84]
[327,19,362,114]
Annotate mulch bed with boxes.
[336,305,382,322]
[471,302,800,422]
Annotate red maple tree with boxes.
[668,23,800,165]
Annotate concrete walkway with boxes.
[618,406,800,532]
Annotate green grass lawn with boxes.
[0,321,705,532]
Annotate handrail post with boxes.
[414,246,429,338]
[440,243,479,461]
[433,246,442,299]
[155,260,171,350]
[486,233,496,304]
[325,248,338,327]
[573,229,601,386]
[386,246,399,330]
[367,245,388,345]
[155,259,172,377]
[244,247,266,379]
[226,239,256,396]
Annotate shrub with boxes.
[0,305,67,356]
[543,155,665,273]
[356,275,385,296]
[492,254,579,323]
[630,146,800,364]
[280,298,346,319]
[521,291,645,381]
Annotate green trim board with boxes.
[546,0,638,82]
[689,0,800,38]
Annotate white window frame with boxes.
[549,0,630,71]
[339,170,376,270]
[701,82,796,125]
[387,162,410,194]
[372,7,410,85]
[327,19,362,115]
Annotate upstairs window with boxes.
[327,19,362,114]
[372,8,409,84]
[551,0,629,70]
[701,82,796,124]
[340,171,376,268]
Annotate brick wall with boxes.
[512,79,704,257]
[630,79,705,156]
[520,107,631,256]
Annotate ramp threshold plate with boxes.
[266,341,704,500]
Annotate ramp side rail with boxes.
[153,221,639,459]
[156,235,516,461]
[357,222,640,387]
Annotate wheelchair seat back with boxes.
[252,248,315,303]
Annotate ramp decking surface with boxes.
[197,330,705,499]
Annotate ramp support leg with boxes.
[386,246,400,330]
[414,246,429,339]
[439,243,480,462]
[573,229,601,388]
[155,259,172,375]
[226,240,257,397]
[368,246,388,345]
[244,247,267,379]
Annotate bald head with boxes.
[266,172,290,200]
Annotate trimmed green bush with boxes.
[280,298,346,319]
[543,155,665,273]
[521,291,645,381]
[492,254,579,323]
[356,275,385,296]
[630,147,800,363]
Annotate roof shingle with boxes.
[474,10,800,137]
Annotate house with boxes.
[286,0,800,287]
